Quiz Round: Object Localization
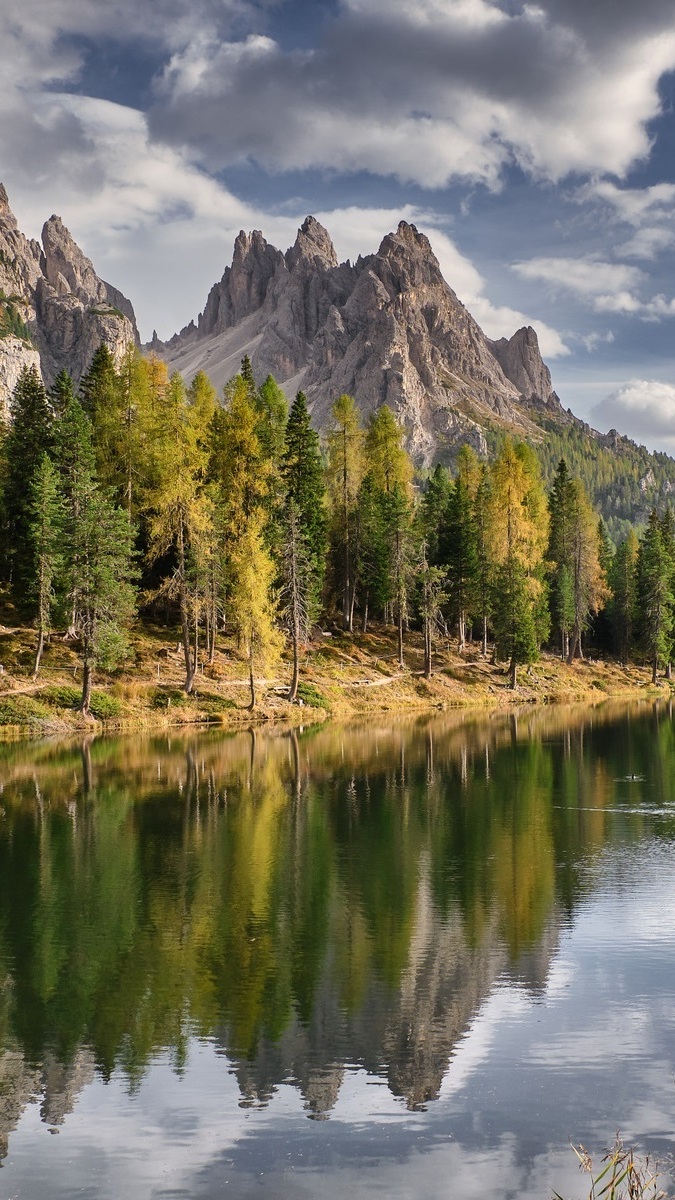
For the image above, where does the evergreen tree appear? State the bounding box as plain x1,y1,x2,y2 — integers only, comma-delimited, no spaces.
566,478,608,662
637,510,674,684
353,471,390,632
326,393,364,630
79,343,117,421
421,464,452,567
3,365,53,611
28,454,63,678
49,369,76,417
473,465,493,655
609,530,639,663
282,392,327,624
441,471,477,651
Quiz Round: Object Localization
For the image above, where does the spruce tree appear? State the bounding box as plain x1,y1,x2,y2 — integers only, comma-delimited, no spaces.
637,510,674,684
609,530,639,663
282,392,327,624
28,454,63,678
3,365,53,612
441,472,477,651
326,393,364,630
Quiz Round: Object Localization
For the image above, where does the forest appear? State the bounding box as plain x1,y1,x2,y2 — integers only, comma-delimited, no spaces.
2,347,674,714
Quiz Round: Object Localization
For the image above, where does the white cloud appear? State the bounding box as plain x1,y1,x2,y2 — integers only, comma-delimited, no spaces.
513,255,675,320
592,380,675,450
147,2,675,188
577,180,675,225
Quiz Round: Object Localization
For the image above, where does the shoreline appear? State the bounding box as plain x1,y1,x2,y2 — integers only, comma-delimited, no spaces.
0,622,670,742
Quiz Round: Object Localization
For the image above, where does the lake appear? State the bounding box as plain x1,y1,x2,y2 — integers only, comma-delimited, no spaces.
1,701,675,1199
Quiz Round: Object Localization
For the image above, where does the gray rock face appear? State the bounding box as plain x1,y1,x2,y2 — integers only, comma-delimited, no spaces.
0,185,137,409
155,217,560,465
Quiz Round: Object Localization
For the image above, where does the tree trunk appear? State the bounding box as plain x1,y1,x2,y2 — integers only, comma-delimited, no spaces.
178,526,196,695
248,646,256,709
482,615,488,656
653,656,659,685
32,628,45,681
509,657,517,689
289,619,300,702
458,610,466,653
362,599,368,634
349,581,357,633
424,620,431,679
80,653,93,715
397,604,404,668
666,662,672,680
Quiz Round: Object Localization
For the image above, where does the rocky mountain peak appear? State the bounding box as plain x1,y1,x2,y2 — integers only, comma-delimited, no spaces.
155,214,564,466
0,183,15,225
286,216,338,271
41,214,105,303
0,187,137,410
488,325,556,408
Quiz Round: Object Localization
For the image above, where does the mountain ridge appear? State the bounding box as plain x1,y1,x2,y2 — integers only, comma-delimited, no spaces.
152,215,563,464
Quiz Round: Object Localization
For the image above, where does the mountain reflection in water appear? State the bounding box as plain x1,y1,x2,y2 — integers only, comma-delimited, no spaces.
0,700,673,1183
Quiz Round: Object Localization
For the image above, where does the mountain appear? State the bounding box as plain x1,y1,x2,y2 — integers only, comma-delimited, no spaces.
152,216,563,465
0,184,137,409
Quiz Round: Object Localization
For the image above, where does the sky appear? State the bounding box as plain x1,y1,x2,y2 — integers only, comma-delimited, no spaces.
3,0,675,449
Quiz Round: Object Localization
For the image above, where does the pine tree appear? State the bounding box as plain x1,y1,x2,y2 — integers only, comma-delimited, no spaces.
421,464,452,567
566,479,608,662
3,365,53,611
28,454,63,678
49,369,76,417
416,536,447,679
79,343,117,421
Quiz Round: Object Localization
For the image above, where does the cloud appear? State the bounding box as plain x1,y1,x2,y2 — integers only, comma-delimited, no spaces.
512,255,675,319
577,180,675,225
147,0,675,187
592,380,675,450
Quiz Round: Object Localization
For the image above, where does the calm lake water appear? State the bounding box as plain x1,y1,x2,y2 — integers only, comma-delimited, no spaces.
1,702,675,1199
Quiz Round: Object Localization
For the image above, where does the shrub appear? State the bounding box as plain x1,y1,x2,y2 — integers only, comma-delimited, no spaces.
296,682,329,710
151,687,188,709
88,692,122,720
42,685,81,709
195,691,236,715
0,696,51,726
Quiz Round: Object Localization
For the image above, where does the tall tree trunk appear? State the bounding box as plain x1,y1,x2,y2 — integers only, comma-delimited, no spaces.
482,614,488,656
653,656,659,685
362,599,368,634
666,662,672,680
458,609,466,653
342,431,351,631
289,619,300,702
349,579,357,633
248,644,256,709
178,525,196,694
32,628,45,681
80,649,93,715
424,619,431,679
509,657,517,689
397,604,404,668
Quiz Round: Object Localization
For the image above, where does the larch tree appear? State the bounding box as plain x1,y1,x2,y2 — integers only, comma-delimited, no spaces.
145,372,214,694
565,478,608,662
230,510,283,709
363,405,414,662
487,441,549,688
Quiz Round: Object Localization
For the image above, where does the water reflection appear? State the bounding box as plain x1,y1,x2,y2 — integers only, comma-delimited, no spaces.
0,700,673,1161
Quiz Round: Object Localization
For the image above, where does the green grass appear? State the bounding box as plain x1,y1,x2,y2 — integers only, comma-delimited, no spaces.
0,696,52,726
297,681,330,710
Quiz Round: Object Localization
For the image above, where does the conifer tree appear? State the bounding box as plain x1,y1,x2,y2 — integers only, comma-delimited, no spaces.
282,392,327,624
230,511,283,709
79,343,117,421
353,471,390,632
326,393,364,630
473,464,493,655
49,369,76,417
441,470,477,651
609,530,639,663
145,372,213,693
28,453,63,678
421,464,452,567
637,510,674,684
3,365,53,611
488,441,548,687
566,479,608,662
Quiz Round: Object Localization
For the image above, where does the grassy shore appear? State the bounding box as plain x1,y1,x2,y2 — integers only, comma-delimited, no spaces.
0,613,669,740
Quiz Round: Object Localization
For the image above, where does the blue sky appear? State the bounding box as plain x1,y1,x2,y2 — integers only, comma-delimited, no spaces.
3,0,675,448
